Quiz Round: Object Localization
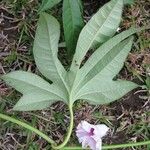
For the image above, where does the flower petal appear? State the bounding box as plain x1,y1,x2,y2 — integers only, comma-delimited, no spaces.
81,121,94,132
76,130,89,142
76,121,90,142
94,124,109,139
77,121,83,130
81,135,96,150
81,136,89,148
76,121,109,150
96,139,102,150
88,138,97,150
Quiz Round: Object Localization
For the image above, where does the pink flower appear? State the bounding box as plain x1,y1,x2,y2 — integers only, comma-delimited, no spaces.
76,121,109,150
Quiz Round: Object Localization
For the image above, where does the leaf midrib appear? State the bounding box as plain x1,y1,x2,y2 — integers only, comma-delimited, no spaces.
70,0,122,97
75,82,135,99
6,76,63,100
73,39,125,95
75,0,121,65
43,15,69,93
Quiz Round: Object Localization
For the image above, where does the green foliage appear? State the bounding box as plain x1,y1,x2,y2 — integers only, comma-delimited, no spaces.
146,76,150,90
1,0,148,111
70,0,124,74
33,13,69,92
70,27,147,96
63,0,84,59
72,37,138,104
124,0,134,5
39,0,84,60
38,0,61,12
1,71,67,111
4,51,17,64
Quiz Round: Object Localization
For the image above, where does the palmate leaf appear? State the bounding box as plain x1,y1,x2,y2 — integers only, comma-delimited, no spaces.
70,0,124,74
1,0,149,112
1,71,68,111
63,0,84,58
38,0,61,13
33,13,69,91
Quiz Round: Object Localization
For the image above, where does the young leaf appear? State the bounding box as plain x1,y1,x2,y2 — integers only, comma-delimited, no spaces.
1,71,68,103
70,0,124,73
13,91,57,111
63,0,84,58
38,0,61,13
33,13,69,91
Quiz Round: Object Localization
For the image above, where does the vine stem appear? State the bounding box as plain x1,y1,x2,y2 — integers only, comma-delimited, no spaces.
0,104,74,150
0,112,150,150
62,140,150,149
52,103,74,149
0,113,55,145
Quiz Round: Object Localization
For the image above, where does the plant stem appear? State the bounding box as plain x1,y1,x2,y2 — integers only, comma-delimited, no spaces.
0,113,55,145
0,112,150,150
52,104,74,149
62,140,150,149
0,104,74,150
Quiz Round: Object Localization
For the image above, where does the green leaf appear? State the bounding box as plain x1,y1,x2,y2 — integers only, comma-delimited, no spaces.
38,0,61,13
63,0,84,59
33,13,69,91
1,71,68,104
83,26,149,78
2,1,149,112
72,37,138,104
70,0,123,73
146,76,150,90
77,0,83,13
72,27,149,95
75,79,138,104
124,0,134,5
13,91,57,111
